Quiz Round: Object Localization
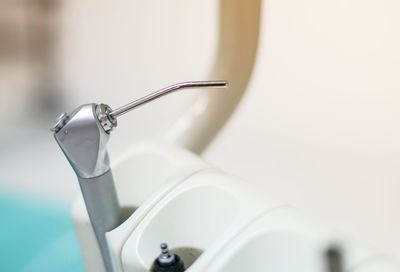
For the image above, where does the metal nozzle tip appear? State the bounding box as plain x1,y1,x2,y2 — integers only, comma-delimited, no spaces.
108,80,229,118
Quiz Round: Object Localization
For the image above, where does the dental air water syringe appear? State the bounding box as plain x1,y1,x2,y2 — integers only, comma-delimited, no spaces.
50,81,228,272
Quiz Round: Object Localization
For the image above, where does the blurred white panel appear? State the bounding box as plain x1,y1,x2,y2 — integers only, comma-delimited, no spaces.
205,0,400,259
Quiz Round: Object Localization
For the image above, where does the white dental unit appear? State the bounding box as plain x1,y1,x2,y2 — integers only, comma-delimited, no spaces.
51,79,400,272
51,1,400,271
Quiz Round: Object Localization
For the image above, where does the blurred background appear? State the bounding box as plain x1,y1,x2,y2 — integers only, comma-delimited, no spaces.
1,0,400,270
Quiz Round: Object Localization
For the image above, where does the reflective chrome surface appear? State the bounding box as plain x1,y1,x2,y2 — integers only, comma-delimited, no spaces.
109,80,228,118
53,104,111,179
96,104,117,133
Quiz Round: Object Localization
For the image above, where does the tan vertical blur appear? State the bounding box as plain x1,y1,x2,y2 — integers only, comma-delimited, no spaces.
0,0,62,124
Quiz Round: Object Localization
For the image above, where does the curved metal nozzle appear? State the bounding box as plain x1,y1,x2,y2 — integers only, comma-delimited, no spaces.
108,80,228,118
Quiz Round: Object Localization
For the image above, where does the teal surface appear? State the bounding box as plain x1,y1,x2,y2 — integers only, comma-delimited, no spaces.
0,191,85,272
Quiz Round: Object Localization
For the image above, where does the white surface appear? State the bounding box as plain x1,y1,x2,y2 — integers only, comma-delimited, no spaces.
120,168,285,271
73,140,398,271
202,208,377,272
353,258,400,272
73,140,210,271
204,0,400,259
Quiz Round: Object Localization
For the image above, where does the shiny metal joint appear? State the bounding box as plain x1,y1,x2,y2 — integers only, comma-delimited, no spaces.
96,104,117,133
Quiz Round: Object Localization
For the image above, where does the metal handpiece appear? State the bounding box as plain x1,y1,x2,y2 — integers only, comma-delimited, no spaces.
52,104,120,272
51,80,228,272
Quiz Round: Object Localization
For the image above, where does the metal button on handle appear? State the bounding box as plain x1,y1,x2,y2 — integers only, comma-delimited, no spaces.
50,112,68,133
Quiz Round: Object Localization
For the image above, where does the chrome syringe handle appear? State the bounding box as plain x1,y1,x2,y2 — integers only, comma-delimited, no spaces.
52,104,120,272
